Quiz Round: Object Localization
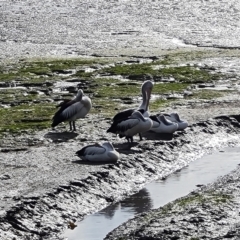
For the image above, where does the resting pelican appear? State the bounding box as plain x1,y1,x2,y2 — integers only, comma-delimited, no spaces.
52,89,92,131
149,114,178,133
107,110,153,143
76,142,119,162
163,113,188,130
113,80,153,122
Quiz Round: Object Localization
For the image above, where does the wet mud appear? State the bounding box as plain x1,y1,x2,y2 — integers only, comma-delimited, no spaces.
1,1,240,240
1,113,240,240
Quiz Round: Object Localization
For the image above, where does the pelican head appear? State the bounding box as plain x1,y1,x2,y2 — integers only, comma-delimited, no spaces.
102,141,115,150
143,80,153,98
75,89,83,101
139,80,154,111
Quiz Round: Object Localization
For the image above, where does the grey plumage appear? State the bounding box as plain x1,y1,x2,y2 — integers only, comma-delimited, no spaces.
52,89,92,131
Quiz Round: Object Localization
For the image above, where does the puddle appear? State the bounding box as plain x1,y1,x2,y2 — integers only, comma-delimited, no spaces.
64,147,240,240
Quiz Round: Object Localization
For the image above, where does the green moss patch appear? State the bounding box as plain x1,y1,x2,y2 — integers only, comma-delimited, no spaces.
150,99,176,112
94,82,139,98
176,191,233,208
0,103,56,133
0,89,42,104
153,82,190,94
99,62,223,83
91,98,121,117
158,191,233,218
0,50,236,134
155,65,221,83
0,58,106,83
101,63,152,76
188,89,234,100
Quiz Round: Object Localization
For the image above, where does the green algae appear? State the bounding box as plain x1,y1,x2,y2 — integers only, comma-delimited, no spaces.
0,103,56,133
0,50,236,134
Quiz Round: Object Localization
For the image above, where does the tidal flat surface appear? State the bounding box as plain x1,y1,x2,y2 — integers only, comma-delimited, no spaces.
1,1,240,240
0,0,240,60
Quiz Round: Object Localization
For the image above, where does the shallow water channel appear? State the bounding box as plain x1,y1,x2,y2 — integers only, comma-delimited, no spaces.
64,147,240,240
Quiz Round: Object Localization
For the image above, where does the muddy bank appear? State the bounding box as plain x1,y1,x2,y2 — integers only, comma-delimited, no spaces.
1,113,240,239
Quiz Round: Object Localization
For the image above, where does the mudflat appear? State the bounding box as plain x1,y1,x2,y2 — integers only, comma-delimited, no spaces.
0,1,240,240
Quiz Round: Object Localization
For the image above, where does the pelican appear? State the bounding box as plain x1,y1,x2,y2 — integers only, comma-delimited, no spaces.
76,142,120,162
52,89,92,131
113,80,153,122
163,113,188,130
107,110,153,143
149,114,178,133
112,80,153,140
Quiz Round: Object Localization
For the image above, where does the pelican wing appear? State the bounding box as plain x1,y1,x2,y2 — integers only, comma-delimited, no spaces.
56,99,72,108
113,109,146,122
107,117,139,133
113,108,134,122
76,145,105,156
116,118,139,132
52,99,78,127
61,101,84,119
52,99,75,119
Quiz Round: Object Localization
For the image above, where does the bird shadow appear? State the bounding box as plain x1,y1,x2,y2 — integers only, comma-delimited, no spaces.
142,131,174,141
112,142,142,154
72,159,117,165
44,131,79,143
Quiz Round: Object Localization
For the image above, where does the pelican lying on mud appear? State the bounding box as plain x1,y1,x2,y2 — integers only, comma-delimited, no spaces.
76,142,119,162
164,112,188,130
107,110,153,143
52,89,92,131
149,114,178,133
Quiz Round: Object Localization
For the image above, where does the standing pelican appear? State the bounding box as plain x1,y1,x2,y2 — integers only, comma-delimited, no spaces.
107,110,153,143
76,142,119,162
113,80,153,122
111,80,153,140
52,89,92,131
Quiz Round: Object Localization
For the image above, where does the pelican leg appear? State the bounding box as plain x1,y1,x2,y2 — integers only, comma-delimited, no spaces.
126,136,133,149
73,121,76,131
126,136,133,143
139,133,143,141
69,121,73,131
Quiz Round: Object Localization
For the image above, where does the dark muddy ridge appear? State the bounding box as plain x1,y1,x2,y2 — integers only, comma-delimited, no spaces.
1,114,240,240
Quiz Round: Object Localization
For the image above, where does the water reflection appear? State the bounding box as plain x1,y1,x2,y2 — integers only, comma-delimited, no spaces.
98,188,152,220
122,188,153,213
